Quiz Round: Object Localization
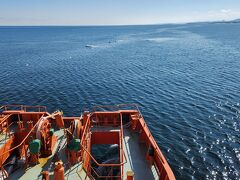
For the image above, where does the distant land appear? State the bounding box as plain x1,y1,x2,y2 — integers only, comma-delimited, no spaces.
214,18,240,24
181,18,240,26
0,18,239,27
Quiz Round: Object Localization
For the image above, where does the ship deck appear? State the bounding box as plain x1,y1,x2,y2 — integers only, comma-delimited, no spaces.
0,105,175,180
123,128,158,180
10,129,89,180
91,126,158,179
9,126,158,180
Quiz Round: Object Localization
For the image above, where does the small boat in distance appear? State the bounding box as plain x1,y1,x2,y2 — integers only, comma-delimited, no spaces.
85,44,97,48
0,104,175,179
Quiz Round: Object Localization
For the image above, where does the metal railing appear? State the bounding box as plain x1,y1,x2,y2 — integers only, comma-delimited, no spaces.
92,104,174,179
0,114,12,134
0,114,45,167
93,104,142,116
80,142,126,179
0,105,47,112
80,112,127,179
119,112,124,179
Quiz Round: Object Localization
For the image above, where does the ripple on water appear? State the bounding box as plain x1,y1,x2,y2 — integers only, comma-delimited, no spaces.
0,24,240,180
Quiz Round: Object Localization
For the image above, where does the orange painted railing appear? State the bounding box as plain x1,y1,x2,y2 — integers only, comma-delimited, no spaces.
80,142,126,178
80,112,126,179
119,113,124,179
0,105,47,112
136,116,175,180
92,104,175,180
0,114,11,134
93,104,140,114
0,114,45,167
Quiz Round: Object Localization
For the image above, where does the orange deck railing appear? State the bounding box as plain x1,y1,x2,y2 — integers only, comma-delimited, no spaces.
80,112,126,179
0,114,45,167
0,105,47,112
0,104,175,179
92,104,175,180
133,114,175,179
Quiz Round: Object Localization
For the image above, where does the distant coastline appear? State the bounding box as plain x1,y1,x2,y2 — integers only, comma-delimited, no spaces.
0,18,239,27
214,18,240,24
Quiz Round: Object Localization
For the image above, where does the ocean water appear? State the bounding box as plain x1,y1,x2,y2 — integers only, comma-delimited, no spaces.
0,23,240,179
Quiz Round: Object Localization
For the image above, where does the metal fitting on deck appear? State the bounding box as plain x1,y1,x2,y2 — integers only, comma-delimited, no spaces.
126,170,134,180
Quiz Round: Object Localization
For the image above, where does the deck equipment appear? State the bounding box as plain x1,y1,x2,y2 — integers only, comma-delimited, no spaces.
0,104,175,180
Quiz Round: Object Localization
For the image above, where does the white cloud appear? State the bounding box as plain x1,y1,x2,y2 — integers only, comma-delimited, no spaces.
220,9,232,13
206,9,240,21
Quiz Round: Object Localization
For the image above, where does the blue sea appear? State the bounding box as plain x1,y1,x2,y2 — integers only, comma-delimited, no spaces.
0,23,239,179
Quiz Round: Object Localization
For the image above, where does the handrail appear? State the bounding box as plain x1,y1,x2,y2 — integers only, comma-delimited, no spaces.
93,104,141,114
0,114,45,166
81,134,126,167
120,113,124,179
90,165,121,179
0,114,11,126
79,113,129,179
80,114,90,148
136,115,176,179
0,121,15,137
138,116,166,164
101,105,165,166
0,105,47,112
0,105,23,111
92,104,172,178
88,112,126,178
80,114,127,167
93,104,144,126
23,106,47,112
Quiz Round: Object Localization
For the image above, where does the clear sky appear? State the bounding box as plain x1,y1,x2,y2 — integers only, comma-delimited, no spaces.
0,0,240,25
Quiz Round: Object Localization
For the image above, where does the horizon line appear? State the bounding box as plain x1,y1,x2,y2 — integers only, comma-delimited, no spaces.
0,18,238,27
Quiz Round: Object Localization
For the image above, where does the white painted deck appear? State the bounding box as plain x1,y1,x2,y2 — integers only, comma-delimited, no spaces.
123,128,158,180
